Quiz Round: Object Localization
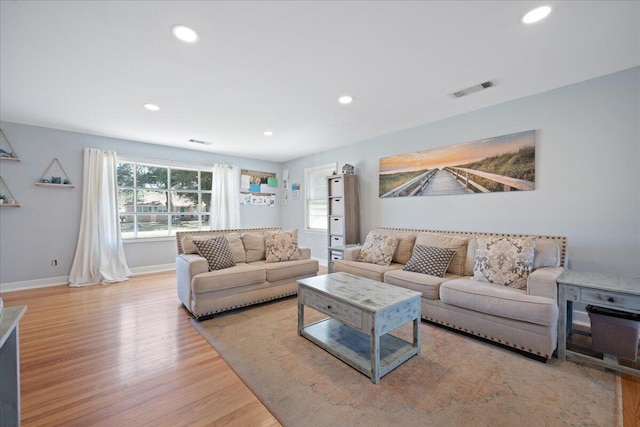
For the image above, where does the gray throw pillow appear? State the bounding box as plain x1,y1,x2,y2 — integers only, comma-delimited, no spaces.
192,236,236,271
403,245,456,277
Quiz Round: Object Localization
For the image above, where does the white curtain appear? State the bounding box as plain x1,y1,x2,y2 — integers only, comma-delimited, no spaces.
69,148,131,287
210,164,241,230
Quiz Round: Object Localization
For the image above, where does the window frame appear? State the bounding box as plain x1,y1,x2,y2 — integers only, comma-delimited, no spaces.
304,163,336,233
116,158,213,240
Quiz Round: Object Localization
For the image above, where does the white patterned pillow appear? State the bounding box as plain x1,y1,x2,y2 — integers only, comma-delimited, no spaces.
403,245,456,278
356,233,399,266
192,236,237,271
265,229,302,263
472,236,537,289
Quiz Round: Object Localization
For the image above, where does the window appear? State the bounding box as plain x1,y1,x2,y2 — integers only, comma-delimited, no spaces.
304,163,336,231
117,160,212,239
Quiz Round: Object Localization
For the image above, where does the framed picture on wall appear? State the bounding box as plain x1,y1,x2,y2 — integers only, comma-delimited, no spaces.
379,130,536,198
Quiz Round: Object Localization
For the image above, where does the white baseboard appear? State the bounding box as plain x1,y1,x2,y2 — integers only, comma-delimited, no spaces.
129,263,176,276
1,263,177,292
0,275,71,292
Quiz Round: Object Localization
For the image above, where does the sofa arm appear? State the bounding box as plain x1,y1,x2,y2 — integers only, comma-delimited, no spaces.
342,247,362,261
299,247,311,259
176,254,209,308
527,267,565,301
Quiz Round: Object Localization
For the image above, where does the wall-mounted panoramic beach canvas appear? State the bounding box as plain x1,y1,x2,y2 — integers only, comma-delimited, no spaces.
379,130,536,197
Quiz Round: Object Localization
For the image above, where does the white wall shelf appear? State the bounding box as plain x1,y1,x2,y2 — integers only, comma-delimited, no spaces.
36,157,75,187
0,176,21,207
0,129,20,161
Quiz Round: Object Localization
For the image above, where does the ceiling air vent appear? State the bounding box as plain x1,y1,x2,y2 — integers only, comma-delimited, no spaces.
189,139,213,145
450,80,497,98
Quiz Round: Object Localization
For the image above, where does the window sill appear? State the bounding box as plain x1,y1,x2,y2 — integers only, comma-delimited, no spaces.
304,229,328,235
123,237,175,244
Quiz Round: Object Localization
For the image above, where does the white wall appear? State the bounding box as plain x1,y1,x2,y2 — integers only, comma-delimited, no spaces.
2,67,638,289
282,67,640,278
0,122,283,286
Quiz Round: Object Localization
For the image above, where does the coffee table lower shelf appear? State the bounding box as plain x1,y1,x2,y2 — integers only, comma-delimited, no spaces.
300,317,418,382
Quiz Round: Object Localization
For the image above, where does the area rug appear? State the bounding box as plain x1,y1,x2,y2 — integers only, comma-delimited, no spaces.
191,297,620,427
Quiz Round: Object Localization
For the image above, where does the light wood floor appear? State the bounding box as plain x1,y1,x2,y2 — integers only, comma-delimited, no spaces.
1,272,280,427
2,271,639,426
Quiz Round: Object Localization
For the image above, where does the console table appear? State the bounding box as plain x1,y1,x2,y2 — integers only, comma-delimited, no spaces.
1,305,27,427
557,270,640,375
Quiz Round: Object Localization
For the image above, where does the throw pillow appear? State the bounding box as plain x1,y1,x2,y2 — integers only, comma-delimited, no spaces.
375,230,417,264
241,232,266,262
415,233,469,275
225,233,247,264
356,232,399,266
265,229,302,263
181,235,202,254
472,235,537,289
403,245,457,278
192,236,236,271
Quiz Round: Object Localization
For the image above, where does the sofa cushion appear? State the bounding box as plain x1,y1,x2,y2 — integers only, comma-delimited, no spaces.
384,269,460,300
473,235,536,289
265,229,302,263
415,233,468,275
250,259,319,282
225,233,247,264
182,235,209,255
533,239,561,268
375,230,416,264
242,232,266,262
191,263,266,294
403,245,456,277
356,232,399,266
192,236,236,271
440,278,558,327
333,260,404,282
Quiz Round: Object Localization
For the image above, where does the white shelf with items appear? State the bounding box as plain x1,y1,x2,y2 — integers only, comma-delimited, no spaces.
326,173,360,271
0,129,20,161
0,176,21,207
35,157,75,188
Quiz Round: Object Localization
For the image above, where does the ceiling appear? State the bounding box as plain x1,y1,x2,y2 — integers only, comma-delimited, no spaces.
1,1,638,162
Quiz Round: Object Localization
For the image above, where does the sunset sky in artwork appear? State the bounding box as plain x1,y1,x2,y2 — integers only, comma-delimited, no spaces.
379,130,536,174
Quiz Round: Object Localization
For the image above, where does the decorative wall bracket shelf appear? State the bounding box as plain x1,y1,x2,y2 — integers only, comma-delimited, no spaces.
0,176,21,207
0,129,20,161
36,158,75,188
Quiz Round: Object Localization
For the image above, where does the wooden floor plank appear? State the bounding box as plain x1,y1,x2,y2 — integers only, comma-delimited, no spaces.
2,270,639,426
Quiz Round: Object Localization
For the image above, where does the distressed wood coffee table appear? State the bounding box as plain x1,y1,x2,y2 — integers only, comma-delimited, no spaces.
297,272,422,383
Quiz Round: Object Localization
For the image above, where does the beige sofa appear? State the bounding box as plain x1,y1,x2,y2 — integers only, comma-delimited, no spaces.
333,227,566,359
176,228,319,319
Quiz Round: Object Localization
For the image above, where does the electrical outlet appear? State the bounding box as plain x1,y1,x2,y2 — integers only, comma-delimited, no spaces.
51,259,58,267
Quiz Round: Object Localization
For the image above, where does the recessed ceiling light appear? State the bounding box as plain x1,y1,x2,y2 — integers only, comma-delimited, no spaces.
143,103,160,111
172,25,198,43
263,131,274,136
521,6,552,24
338,95,353,105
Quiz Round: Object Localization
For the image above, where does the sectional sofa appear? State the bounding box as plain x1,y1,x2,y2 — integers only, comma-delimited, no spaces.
176,227,319,319
333,227,566,359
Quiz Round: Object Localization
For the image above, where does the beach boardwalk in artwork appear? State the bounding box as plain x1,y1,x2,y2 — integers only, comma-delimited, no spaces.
379,130,535,197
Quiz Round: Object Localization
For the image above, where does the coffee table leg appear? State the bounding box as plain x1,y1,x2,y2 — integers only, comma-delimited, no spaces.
414,317,421,354
298,299,304,336
371,324,380,384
